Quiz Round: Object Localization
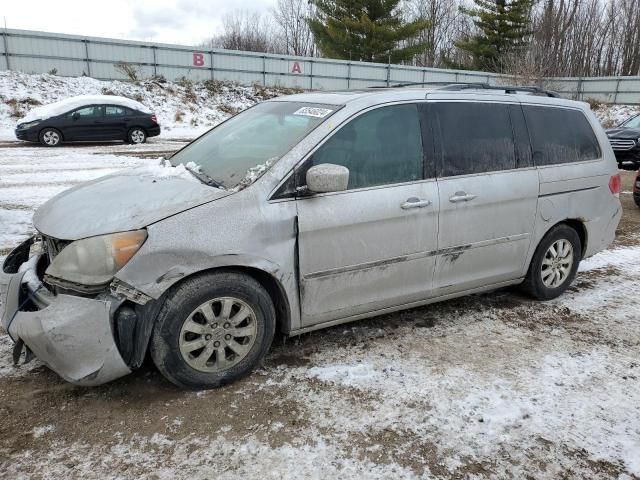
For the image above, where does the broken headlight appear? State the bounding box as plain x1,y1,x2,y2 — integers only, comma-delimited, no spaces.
45,230,147,286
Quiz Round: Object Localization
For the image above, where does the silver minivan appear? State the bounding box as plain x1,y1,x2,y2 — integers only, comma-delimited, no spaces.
0,86,622,389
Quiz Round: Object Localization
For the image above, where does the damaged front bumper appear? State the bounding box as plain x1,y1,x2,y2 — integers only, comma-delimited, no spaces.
0,237,131,386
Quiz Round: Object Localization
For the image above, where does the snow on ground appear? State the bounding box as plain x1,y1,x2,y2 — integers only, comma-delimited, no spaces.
0,142,172,253
1,238,639,478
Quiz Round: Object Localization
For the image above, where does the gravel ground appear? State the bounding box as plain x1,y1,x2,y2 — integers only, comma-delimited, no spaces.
0,139,639,479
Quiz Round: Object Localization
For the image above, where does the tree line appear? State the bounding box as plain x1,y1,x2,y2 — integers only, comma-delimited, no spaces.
203,0,640,78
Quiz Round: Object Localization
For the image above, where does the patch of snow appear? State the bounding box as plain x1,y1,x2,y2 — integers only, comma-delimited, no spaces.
231,157,278,192
3,434,421,479
134,160,202,183
593,104,640,129
32,425,55,438
307,363,381,387
20,94,151,123
579,243,640,274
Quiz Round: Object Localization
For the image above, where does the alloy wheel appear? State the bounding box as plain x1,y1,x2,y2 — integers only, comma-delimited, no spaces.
42,130,60,145
179,297,258,373
130,129,145,143
541,239,574,288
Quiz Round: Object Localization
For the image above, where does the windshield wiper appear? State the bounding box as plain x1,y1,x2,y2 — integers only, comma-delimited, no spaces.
183,164,224,189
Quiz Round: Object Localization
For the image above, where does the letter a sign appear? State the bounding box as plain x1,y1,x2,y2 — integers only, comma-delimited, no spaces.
193,52,204,67
291,62,302,74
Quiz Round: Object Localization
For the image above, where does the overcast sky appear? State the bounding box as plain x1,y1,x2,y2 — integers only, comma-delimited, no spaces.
1,0,275,45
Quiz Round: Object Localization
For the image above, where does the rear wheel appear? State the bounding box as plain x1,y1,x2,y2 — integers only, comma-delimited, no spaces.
127,127,146,144
39,128,62,147
150,272,276,389
522,224,582,300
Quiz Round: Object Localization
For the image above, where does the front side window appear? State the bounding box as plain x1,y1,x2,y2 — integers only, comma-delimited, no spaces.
70,106,103,118
170,102,336,190
307,104,424,190
523,105,601,165
433,102,516,177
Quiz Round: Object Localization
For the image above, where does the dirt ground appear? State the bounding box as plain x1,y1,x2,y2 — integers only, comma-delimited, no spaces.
0,146,639,479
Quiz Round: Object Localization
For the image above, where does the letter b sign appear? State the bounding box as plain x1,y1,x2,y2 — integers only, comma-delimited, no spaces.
193,52,204,67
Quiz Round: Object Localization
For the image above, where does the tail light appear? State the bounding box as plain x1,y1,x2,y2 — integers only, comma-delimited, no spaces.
609,173,621,197
150,114,157,123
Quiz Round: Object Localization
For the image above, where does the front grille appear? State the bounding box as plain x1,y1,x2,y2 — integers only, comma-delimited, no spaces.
609,139,636,151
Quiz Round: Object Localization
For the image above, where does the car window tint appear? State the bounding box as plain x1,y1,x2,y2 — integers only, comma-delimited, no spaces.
523,105,601,165
71,106,103,118
310,104,423,189
105,106,126,116
433,102,516,177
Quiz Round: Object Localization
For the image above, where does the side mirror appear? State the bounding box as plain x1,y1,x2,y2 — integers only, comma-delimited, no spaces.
305,163,349,194
72,112,80,121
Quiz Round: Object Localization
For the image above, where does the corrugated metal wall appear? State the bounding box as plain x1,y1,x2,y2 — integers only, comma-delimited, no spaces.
1,28,639,104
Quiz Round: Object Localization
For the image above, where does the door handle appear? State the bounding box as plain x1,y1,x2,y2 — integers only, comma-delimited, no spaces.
449,191,477,203
401,197,432,209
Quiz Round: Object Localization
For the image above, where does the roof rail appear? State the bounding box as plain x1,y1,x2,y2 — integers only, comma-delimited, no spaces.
369,81,560,98
438,82,560,98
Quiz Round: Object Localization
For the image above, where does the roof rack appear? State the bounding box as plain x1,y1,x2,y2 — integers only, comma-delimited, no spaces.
370,81,560,98
438,82,560,98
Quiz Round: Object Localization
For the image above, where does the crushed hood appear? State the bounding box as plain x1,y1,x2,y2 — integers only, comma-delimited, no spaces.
606,128,640,140
33,167,229,240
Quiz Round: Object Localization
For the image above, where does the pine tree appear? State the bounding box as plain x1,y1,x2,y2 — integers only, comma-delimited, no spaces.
307,0,430,64
456,0,533,72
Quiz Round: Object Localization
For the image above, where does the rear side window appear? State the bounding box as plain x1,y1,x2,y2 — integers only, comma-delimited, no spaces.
105,106,127,116
432,102,516,177
309,104,424,189
523,106,601,165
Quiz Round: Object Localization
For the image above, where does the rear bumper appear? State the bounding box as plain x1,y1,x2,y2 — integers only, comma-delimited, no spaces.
147,125,161,137
0,238,130,386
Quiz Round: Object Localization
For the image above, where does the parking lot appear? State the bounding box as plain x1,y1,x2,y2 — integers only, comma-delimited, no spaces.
0,139,639,479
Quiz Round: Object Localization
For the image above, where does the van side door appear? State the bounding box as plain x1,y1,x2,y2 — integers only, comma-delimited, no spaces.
295,103,439,326
429,98,539,295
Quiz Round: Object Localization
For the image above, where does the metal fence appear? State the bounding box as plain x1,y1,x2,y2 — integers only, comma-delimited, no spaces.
2,28,640,104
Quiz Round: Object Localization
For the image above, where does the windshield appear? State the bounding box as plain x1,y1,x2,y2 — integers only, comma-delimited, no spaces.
621,114,640,129
169,102,336,190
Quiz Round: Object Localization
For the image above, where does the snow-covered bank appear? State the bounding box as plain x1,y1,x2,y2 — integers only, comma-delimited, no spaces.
0,71,301,141
1,71,638,142
593,104,640,128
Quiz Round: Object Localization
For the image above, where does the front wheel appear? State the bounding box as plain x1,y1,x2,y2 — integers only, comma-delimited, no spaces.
150,272,276,389
39,128,62,146
521,224,582,300
127,127,146,144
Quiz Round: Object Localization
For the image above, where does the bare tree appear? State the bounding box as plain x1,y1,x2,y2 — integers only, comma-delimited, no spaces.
272,0,316,56
405,0,470,67
204,10,283,54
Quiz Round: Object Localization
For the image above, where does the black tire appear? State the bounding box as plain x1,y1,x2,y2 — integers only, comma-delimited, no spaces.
127,127,147,144
521,224,582,300
150,272,276,389
39,127,62,147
